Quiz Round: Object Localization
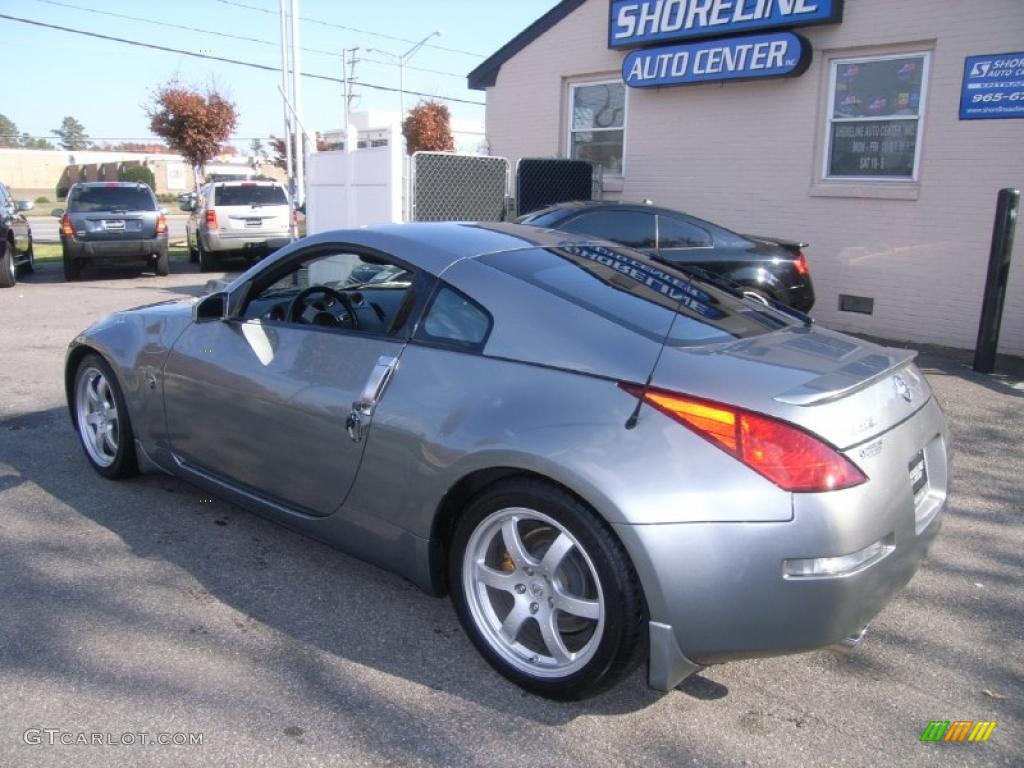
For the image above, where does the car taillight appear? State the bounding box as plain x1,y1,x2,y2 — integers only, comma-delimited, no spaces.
205,210,218,229
155,213,167,235
619,384,866,492
292,209,298,226
61,214,75,236
794,251,809,276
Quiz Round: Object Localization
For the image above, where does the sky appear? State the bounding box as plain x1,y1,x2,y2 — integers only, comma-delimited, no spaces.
1,0,562,151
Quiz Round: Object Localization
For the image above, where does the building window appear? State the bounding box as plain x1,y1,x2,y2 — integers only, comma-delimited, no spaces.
569,81,626,175
824,52,930,181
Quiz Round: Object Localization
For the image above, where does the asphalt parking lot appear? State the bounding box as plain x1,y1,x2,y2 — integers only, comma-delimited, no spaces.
1,259,1021,767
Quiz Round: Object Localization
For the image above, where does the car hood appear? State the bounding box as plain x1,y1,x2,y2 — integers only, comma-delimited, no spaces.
649,325,929,450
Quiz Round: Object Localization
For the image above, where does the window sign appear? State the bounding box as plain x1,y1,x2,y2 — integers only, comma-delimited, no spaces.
609,0,843,49
622,32,809,88
569,82,626,174
824,53,929,179
959,52,1024,120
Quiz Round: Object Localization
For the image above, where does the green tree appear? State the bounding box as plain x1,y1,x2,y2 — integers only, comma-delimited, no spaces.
119,164,156,189
20,133,56,150
52,116,89,150
0,114,18,147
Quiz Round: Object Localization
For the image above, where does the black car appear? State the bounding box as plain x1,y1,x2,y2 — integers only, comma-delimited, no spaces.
517,201,815,312
0,181,35,288
55,182,169,281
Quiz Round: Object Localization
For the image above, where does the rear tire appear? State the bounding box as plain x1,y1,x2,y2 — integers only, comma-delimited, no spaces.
198,239,216,273
18,238,34,275
154,249,170,276
72,353,139,479
0,241,15,288
62,246,81,281
449,478,645,700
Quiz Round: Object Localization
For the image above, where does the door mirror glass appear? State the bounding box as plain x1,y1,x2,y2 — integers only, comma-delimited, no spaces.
51,208,65,218
193,291,227,323
16,200,34,212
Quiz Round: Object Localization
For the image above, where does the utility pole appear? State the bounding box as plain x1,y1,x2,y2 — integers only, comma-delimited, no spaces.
278,0,293,215
368,30,441,127
341,47,360,150
290,0,304,208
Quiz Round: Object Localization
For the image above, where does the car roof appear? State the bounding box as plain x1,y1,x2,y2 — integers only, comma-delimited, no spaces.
523,200,747,242
280,221,615,277
72,181,152,189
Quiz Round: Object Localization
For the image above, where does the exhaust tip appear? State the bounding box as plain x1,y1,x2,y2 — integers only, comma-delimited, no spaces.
831,626,869,654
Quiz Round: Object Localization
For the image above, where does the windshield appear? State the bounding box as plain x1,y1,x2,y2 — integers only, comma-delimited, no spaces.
480,244,793,347
68,186,156,213
214,185,288,207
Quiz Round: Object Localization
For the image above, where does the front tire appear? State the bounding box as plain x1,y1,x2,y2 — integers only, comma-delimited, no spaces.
72,354,138,479
0,241,15,288
449,479,644,700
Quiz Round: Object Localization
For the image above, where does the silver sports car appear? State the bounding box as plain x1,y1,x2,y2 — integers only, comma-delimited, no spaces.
65,223,950,700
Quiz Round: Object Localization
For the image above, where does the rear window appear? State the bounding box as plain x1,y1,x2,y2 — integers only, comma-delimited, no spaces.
479,245,790,347
214,185,288,207
68,186,156,213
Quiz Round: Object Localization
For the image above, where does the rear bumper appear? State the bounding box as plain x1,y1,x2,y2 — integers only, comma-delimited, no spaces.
63,236,167,260
785,277,815,312
617,396,949,690
201,230,291,254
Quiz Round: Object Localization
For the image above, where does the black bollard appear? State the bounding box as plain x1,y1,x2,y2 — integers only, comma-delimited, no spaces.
973,188,1020,374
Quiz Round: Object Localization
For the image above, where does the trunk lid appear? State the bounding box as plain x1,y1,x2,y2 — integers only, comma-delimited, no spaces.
649,326,930,450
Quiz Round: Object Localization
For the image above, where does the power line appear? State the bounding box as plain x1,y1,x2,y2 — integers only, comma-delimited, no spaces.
214,0,485,58
0,13,485,106
29,0,465,78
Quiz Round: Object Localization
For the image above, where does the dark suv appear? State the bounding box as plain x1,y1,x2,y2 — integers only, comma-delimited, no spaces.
517,201,815,312
0,181,35,288
55,182,169,281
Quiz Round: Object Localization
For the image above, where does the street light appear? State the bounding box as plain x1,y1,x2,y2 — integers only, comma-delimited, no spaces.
368,30,442,123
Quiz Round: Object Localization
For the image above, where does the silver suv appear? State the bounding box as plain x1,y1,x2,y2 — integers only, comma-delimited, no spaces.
184,180,292,272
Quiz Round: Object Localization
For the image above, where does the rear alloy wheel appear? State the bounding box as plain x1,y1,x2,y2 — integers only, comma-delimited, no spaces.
450,479,644,700
0,241,15,288
73,354,138,479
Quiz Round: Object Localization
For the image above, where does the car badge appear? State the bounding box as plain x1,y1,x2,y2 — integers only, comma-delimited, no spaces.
893,374,912,403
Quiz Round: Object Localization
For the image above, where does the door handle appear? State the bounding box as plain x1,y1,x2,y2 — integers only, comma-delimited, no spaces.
347,354,399,442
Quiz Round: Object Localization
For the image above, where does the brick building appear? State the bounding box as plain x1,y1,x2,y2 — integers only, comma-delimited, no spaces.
469,0,1024,355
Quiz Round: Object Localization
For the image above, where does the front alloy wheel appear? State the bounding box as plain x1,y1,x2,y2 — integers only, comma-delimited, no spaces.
450,480,644,700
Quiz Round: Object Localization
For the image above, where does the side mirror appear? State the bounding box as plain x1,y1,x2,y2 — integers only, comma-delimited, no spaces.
159,207,168,215
51,208,65,218
16,200,34,212
178,201,193,212
193,291,227,323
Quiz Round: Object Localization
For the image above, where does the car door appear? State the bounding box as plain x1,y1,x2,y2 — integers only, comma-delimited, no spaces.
655,214,715,267
0,184,29,257
161,243,426,516
558,209,657,252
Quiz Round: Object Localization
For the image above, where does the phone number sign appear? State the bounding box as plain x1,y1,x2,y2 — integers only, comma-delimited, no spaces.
960,52,1024,120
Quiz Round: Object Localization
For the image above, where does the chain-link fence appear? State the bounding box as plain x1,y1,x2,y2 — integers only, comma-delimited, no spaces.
515,158,598,217
411,152,510,222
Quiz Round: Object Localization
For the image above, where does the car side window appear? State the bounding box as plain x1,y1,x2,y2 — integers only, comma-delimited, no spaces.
415,286,491,350
242,249,417,337
559,210,657,249
658,215,712,249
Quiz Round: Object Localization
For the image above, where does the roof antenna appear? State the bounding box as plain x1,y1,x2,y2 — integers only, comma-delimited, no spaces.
625,274,689,430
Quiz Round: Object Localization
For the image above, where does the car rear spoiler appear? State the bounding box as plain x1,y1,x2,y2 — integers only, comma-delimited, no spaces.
741,234,809,251
773,348,918,406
